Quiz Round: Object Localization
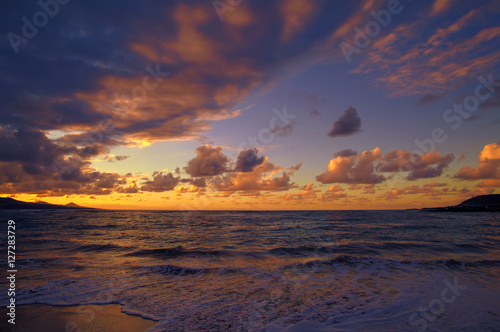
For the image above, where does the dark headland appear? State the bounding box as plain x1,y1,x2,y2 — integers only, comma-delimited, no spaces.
422,194,500,212
0,197,96,210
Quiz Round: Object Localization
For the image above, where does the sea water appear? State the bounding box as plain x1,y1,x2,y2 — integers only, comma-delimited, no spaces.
1,210,499,331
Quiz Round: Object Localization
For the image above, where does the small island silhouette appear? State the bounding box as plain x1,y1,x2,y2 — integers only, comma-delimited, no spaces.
423,194,500,212
0,197,95,210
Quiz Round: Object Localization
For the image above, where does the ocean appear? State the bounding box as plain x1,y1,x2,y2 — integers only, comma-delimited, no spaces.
1,210,499,331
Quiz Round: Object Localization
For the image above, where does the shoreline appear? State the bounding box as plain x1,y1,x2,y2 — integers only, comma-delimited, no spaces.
0,304,157,332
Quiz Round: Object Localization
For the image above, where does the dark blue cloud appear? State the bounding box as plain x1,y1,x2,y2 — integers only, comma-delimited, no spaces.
328,107,361,137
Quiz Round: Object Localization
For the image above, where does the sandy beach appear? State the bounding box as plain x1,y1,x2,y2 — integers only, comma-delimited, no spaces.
0,304,157,332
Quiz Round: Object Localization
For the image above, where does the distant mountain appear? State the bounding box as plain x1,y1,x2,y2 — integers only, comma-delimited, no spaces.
65,202,82,208
0,197,96,210
423,194,500,212
34,200,51,205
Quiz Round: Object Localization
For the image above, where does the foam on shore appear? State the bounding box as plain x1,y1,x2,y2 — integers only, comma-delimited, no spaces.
0,304,157,332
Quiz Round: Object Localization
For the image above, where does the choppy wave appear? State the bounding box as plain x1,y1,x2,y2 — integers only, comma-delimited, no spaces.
125,246,234,258
69,243,135,252
123,242,496,262
283,254,500,271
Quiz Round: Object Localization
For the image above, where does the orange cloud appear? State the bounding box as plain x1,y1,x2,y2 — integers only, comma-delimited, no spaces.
380,150,454,180
317,147,384,184
212,157,295,194
477,179,500,188
330,0,380,41
457,187,495,198
225,8,252,26
280,183,320,201
317,147,454,187
353,2,500,96
141,171,180,192
455,142,500,181
281,0,317,41
184,145,229,177
327,184,344,193
319,191,348,201
431,0,454,16
378,182,452,201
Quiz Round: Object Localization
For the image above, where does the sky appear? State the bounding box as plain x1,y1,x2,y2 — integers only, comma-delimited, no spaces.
1,0,500,210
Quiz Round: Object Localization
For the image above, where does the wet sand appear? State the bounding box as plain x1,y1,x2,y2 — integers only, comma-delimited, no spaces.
0,304,157,332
